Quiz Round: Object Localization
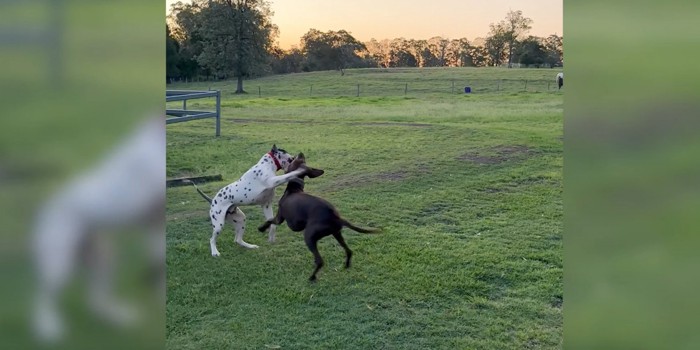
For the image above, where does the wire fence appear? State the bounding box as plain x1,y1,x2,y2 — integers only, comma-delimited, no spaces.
237,79,561,98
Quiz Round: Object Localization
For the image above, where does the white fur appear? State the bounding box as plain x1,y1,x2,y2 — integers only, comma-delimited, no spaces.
208,149,303,256
32,116,165,342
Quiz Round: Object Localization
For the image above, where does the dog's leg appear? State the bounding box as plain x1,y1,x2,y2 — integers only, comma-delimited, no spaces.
228,207,258,249
33,210,83,342
304,233,324,281
210,206,226,257
332,231,353,269
260,203,277,243
263,169,306,189
86,234,138,328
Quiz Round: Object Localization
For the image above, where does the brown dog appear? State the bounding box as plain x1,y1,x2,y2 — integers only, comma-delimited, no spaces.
258,153,379,281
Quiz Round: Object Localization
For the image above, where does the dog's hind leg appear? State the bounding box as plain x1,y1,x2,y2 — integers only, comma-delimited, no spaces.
304,233,324,281
33,211,82,342
228,207,258,249
260,203,277,243
332,231,353,269
209,207,226,257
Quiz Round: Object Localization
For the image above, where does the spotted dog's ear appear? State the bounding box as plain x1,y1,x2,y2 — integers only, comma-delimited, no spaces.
271,144,278,153
296,152,305,161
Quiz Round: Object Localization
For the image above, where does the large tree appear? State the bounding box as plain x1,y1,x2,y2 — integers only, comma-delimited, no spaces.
489,10,533,68
517,36,547,67
166,24,180,80
170,0,277,93
388,38,418,67
427,36,450,67
543,34,563,67
485,25,508,66
301,29,366,75
446,38,472,67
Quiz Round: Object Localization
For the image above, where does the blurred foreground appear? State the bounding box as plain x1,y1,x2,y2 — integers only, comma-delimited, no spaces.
0,1,164,349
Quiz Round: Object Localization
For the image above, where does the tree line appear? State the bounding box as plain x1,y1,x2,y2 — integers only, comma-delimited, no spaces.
167,0,563,92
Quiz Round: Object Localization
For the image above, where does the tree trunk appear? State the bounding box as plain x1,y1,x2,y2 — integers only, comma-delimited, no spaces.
507,40,514,68
235,76,245,94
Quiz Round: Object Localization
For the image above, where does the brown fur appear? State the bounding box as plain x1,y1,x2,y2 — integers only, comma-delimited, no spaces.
258,153,379,281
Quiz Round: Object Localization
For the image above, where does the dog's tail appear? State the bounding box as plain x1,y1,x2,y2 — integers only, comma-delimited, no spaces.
185,179,213,204
341,219,381,234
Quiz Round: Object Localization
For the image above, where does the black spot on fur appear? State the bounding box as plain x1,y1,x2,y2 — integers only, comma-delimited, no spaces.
233,219,237,223
214,200,217,204
217,193,222,197
211,215,215,220
239,200,243,203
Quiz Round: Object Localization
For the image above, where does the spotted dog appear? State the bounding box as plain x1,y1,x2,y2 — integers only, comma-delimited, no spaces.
190,145,309,256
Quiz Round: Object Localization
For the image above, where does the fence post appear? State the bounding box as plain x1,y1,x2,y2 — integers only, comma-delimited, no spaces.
183,99,186,110
258,86,261,97
548,81,551,91
310,85,313,95
215,90,221,137
524,80,528,91
357,84,360,97
405,83,408,95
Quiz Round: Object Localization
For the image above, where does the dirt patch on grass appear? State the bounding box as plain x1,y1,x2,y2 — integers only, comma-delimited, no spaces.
457,145,536,165
348,122,431,128
230,118,430,128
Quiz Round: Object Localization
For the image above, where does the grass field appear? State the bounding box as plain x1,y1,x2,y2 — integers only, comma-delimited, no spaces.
166,67,563,349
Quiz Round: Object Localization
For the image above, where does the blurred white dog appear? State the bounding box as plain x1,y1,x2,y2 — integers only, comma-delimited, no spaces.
32,116,165,342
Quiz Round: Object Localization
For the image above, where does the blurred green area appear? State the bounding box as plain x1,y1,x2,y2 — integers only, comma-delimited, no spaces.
0,1,164,349
566,0,700,348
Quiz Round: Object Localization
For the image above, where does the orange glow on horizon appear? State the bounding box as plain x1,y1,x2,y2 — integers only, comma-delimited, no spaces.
166,0,563,50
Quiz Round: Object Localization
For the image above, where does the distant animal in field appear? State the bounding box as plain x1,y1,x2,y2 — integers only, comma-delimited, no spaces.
556,72,563,90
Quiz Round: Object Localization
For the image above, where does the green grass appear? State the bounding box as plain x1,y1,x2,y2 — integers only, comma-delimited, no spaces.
166,67,562,349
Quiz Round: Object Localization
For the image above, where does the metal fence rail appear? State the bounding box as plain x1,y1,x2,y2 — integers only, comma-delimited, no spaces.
166,90,221,136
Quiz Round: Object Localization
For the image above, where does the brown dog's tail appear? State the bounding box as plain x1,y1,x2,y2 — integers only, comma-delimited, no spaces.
185,180,213,204
341,219,381,234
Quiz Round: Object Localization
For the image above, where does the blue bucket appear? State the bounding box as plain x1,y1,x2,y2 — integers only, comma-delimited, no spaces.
464,86,472,93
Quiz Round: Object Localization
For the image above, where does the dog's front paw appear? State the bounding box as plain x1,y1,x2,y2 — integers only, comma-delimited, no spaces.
211,251,221,257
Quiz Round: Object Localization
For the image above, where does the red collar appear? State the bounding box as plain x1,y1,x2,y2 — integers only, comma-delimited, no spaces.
267,151,283,171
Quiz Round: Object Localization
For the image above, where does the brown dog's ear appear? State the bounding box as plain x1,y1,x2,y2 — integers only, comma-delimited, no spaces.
296,152,305,160
305,168,324,178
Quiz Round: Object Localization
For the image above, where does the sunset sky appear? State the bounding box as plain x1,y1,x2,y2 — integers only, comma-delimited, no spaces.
166,0,563,49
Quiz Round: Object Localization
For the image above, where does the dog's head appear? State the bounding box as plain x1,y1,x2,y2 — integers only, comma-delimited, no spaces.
269,144,297,172
286,152,324,179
